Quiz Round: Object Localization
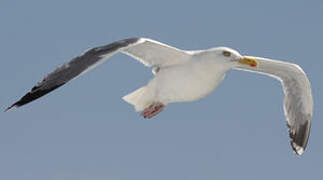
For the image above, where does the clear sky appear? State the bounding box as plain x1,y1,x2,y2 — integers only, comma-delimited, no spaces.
1,0,322,179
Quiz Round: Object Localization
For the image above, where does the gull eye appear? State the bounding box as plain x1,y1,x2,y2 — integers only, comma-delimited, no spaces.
222,51,231,57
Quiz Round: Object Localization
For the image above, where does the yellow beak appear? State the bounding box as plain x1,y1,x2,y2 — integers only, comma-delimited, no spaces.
238,57,258,67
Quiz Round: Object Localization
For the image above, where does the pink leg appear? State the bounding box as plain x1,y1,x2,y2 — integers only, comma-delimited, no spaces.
141,102,165,119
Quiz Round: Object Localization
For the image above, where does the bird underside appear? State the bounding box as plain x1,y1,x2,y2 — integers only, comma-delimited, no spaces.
141,102,165,119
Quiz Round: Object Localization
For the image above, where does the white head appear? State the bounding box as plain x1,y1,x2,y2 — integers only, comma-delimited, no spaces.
202,47,258,68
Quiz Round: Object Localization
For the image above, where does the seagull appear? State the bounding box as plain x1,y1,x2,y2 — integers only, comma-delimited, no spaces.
6,38,313,155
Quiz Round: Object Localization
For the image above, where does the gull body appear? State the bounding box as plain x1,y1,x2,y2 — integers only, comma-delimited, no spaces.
124,49,232,111
6,38,313,155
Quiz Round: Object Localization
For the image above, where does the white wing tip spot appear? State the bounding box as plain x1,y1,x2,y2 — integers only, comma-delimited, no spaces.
292,142,304,155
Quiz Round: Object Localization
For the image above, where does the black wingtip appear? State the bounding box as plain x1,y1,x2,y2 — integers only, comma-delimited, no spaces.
4,104,17,112
5,83,66,112
288,120,311,155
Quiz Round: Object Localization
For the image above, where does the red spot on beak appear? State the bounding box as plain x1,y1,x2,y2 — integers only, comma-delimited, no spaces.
250,63,256,67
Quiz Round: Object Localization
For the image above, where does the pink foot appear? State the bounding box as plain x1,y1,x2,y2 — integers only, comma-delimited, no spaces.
141,102,165,119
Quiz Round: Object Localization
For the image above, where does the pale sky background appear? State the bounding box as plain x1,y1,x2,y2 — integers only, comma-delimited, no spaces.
1,0,322,179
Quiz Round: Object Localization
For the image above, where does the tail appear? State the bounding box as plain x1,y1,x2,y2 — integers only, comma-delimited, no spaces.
122,86,150,111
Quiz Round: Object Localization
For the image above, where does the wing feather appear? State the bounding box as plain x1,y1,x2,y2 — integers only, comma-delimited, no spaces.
6,38,188,111
122,38,189,66
235,56,313,155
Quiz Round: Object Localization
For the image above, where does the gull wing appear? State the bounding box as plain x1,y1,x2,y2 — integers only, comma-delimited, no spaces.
6,38,189,111
234,56,313,155
122,38,189,67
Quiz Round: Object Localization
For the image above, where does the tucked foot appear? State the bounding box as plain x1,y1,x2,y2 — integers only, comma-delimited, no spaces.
141,102,165,119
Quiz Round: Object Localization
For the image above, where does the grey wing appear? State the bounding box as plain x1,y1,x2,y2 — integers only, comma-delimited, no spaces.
6,38,189,111
283,73,312,155
5,38,140,111
235,56,313,155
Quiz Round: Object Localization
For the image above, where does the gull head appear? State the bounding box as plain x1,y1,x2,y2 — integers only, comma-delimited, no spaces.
205,47,258,68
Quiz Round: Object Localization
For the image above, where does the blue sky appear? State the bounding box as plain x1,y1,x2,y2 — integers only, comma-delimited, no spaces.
1,0,322,179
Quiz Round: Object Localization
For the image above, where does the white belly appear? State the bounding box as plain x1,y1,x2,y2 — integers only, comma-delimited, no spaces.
149,61,228,104
123,60,230,111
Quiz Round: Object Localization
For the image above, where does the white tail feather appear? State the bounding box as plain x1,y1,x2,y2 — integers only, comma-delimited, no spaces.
122,86,150,111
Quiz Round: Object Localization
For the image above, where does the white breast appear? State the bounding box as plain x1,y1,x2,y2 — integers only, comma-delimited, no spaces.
149,60,229,104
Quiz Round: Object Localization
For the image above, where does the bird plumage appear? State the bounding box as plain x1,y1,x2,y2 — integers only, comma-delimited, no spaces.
6,38,313,155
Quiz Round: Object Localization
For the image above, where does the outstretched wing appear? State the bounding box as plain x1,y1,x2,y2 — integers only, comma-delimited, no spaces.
6,38,189,111
122,38,189,66
234,56,313,155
